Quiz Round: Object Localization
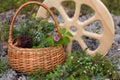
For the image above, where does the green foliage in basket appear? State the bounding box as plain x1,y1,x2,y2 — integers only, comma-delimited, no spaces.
13,19,73,48
40,28,73,48
59,28,73,44
32,28,73,48
15,19,52,36
13,19,55,48
28,50,119,80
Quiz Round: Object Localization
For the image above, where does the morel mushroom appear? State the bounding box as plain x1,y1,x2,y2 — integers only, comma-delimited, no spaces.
14,35,33,48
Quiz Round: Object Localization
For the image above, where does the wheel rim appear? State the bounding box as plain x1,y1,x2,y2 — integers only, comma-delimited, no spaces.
36,0,114,56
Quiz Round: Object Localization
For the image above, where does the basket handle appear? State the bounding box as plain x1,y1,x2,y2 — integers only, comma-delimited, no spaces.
8,1,61,43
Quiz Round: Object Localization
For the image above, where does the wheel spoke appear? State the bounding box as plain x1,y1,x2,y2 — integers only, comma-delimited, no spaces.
86,49,97,56
59,23,65,27
73,3,81,20
58,5,69,21
81,15,97,27
75,37,88,50
66,41,72,53
82,30,102,40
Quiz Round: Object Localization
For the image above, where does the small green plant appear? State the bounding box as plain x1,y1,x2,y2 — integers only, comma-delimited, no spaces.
46,51,119,80
28,69,46,80
0,23,20,42
0,58,9,73
0,23,9,42
59,28,73,44
43,28,73,47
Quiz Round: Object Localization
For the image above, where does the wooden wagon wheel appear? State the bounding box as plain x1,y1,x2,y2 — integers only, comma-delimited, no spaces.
36,0,114,56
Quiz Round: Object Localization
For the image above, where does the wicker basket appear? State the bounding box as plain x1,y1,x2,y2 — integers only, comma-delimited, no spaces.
8,1,65,73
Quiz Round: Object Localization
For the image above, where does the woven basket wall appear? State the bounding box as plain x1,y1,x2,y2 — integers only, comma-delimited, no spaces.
8,44,65,73
8,1,65,73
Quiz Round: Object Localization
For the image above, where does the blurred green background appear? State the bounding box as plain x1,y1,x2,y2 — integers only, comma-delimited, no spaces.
0,0,120,15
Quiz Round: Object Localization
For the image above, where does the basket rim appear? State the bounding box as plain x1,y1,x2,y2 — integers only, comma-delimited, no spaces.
8,42,63,51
